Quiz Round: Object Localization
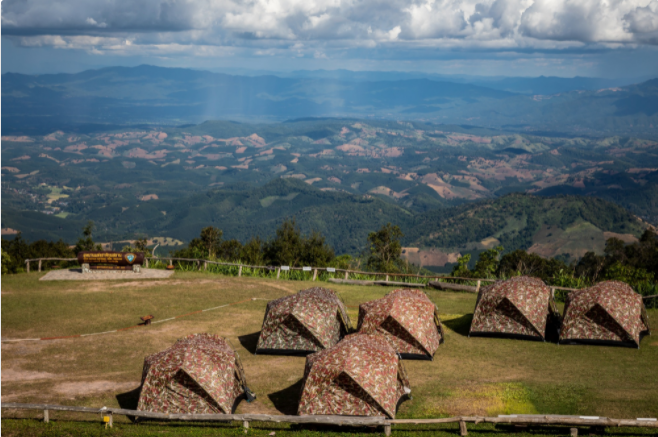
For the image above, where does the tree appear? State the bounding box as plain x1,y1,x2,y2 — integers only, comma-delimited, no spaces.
451,253,472,277
1,248,10,275
241,237,264,265
575,251,606,283
135,237,149,253
366,223,404,272
473,246,504,278
217,239,243,261
2,233,75,274
300,231,334,267
74,221,101,254
497,249,571,281
264,219,335,267
200,226,223,258
331,254,354,270
264,219,303,266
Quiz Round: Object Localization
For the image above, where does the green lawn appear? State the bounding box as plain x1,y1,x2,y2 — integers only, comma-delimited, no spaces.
3,419,658,437
1,272,657,436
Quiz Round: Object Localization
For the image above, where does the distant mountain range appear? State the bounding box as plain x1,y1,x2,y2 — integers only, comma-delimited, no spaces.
3,65,657,138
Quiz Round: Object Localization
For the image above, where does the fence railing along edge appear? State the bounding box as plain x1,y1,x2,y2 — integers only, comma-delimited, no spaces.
2,402,657,436
22,256,657,300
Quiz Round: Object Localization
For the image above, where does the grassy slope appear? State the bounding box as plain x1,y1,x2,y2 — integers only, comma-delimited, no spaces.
2,272,657,437
407,193,647,258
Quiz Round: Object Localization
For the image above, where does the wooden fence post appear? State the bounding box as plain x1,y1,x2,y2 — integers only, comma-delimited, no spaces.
204,261,207,271
276,268,281,279
312,269,318,281
145,258,149,268
344,271,349,280
38,259,42,272
26,260,30,274
384,424,391,436
43,409,49,423
238,266,243,277
385,274,389,282
570,428,578,436
459,420,468,436
475,280,481,294
243,420,249,432
169,259,173,266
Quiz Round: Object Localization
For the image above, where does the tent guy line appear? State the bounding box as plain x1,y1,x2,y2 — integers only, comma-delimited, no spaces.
1,298,270,343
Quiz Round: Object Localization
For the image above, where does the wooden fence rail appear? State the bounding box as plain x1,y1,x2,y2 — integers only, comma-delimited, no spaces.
2,403,657,436
22,257,654,299
24,258,76,273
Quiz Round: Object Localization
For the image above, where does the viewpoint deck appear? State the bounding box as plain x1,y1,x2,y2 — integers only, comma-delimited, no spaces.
39,268,174,281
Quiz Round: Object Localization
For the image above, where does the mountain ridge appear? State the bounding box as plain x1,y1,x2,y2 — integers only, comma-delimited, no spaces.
3,64,657,138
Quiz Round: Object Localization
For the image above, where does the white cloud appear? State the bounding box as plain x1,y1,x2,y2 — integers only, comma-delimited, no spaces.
3,0,658,57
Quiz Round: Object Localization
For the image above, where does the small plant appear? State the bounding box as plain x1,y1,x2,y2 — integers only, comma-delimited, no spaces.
1,249,10,275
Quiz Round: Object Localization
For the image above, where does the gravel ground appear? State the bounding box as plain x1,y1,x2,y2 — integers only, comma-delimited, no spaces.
39,268,174,281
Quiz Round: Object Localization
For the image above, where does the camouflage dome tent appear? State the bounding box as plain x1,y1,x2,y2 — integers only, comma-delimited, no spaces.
256,287,351,355
137,333,254,414
560,280,651,348
469,276,561,341
298,333,411,418
357,288,444,359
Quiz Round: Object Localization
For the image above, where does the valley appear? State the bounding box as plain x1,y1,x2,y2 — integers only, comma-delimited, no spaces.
2,118,655,270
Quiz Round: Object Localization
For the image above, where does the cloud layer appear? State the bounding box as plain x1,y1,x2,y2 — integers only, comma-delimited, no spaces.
3,0,658,56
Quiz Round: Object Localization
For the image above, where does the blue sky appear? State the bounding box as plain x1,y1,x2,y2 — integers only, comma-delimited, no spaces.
3,0,658,78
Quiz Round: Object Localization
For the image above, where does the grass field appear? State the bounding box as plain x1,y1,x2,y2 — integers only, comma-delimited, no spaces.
1,272,657,436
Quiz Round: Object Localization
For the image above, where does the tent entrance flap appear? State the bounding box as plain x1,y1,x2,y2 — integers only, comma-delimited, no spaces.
583,304,637,345
495,298,544,338
381,316,431,357
169,369,224,413
338,371,393,419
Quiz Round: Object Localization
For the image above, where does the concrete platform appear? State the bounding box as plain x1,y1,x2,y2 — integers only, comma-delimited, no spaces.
40,268,175,281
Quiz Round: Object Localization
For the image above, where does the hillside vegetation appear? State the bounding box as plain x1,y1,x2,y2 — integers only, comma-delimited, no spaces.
3,176,649,266
408,193,648,264
3,117,658,262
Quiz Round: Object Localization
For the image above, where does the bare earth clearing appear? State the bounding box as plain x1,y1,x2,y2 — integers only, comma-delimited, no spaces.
2,272,657,428
40,268,174,281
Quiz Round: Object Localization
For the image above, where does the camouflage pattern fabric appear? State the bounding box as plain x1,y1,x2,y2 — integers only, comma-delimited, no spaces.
560,280,651,347
298,333,411,418
257,287,351,353
357,289,444,358
470,276,557,339
137,333,244,414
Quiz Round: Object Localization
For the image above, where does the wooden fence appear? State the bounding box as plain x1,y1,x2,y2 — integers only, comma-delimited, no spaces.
2,403,657,436
22,256,657,301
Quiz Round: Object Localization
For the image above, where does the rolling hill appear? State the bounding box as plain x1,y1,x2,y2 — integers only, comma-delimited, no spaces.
2,178,649,268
